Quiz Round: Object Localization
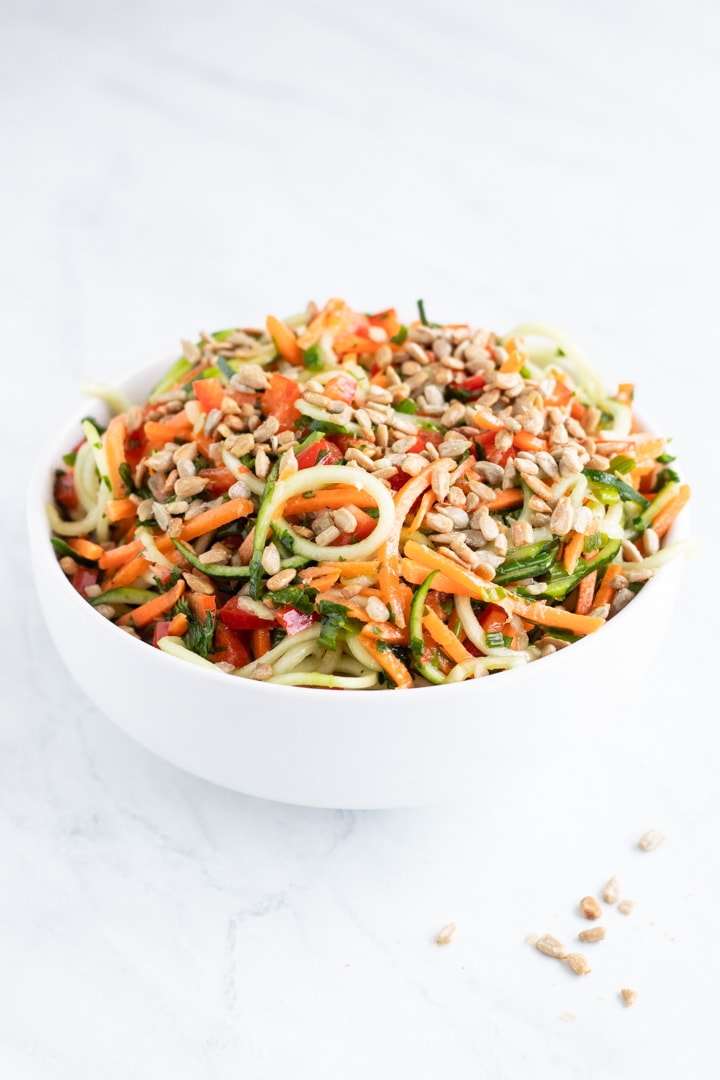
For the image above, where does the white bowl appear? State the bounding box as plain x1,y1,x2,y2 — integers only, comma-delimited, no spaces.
27,355,689,809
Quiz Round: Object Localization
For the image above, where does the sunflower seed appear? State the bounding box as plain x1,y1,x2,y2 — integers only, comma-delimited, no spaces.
566,953,592,976
266,568,297,592
578,926,606,943
602,876,620,904
535,934,567,959
579,896,602,920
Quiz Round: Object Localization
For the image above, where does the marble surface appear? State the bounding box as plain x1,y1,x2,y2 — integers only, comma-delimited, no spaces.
3,1,719,1076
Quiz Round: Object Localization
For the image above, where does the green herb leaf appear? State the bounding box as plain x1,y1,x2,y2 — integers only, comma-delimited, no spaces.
318,600,363,650
390,325,408,345
174,597,215,658
394,398,418,415
302,344,323,371
267,586,317,614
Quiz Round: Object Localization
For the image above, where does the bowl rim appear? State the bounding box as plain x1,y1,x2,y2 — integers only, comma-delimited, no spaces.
27,350,691,701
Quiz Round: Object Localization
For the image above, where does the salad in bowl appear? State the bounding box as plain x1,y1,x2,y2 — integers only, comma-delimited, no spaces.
46,298,691,692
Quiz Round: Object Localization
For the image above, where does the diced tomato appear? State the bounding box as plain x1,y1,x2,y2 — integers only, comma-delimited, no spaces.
295,438,343,470
261,372,303,429
193,377,226,414
219,595,276,631
479,604,508,634
474,429,514,467
406,429,444,455
71,568,98,598
545,378,573,408
455,373,486,397
125,427,147,467
274,606,318,635
54,472,78,510
211,624,251,666
153,620,172,647
226,388,259,409
346,506,376,540
197,466,239,494
368,308,402,339
387,471,409,492
323,372,358,405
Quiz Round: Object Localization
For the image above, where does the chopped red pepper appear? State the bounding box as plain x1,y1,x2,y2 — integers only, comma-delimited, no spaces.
153,620,172,648
219,595,276,631
261,372,302,428
193,377,226,415
274,606,318,635
71,568,98,598
54,472,78,510
295,438,343,470
211,624,251,666
197,466,240,494
323,373,358,405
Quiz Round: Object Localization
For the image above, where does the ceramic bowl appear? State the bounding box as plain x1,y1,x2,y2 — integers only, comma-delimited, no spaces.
27,356,689,809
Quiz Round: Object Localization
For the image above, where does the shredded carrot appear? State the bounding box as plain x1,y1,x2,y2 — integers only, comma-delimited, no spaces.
378,462,437,627
167,612,189,637
105,554,150,590
360,623,407,645
400,560,477,596
281,488,379,516
98,539,144,571
504,596,604,635
67,537,104,561
498,339,526,374
118,579,185,628
616,383,634,406
180,498,253,541
404,539,496,592
309,572,342,592
252,627,271,658
513,431,547,454
105,498,138,523
407,489,435,534
562,531,585,575
104,413,128,498
570,399,587,423
485,488,524,511
144,412,192,445
472,410,505,433
360,637,413,689
297,298,355,350
594,564,623,608
266,314,304,365
633,436,665,464
652,484,690,539
575,570,598,616
422,609,473,665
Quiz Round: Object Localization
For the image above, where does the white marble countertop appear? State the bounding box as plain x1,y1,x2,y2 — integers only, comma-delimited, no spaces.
3,1,719,1076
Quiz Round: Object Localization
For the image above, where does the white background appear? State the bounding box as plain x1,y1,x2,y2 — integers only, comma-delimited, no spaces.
2,1,719,1077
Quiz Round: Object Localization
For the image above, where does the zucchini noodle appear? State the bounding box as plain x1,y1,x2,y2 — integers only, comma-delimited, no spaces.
269,463,396,562
507,321,607,402
158,636,220,669
79,382,130,417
